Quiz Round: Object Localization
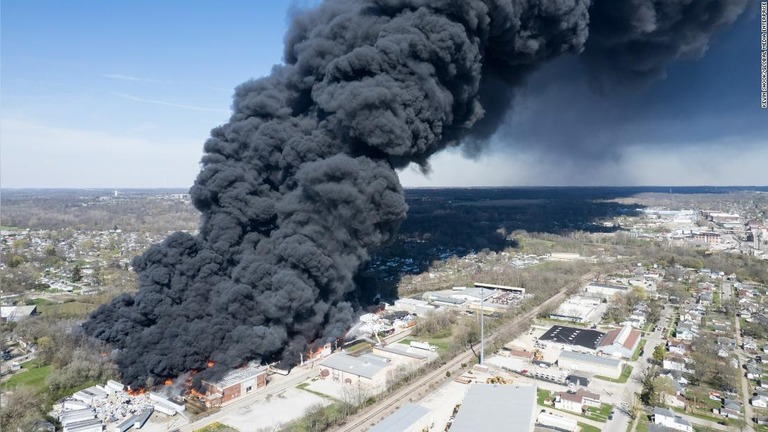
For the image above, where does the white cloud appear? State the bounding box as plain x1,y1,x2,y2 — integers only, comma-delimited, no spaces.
110,92,229,113
103,74,174,84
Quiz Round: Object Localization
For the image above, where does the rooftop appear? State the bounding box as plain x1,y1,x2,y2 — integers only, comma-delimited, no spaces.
369,403,430,432
586,282,629,291
319,353,390,379
0,305,37,321
559,351,622,368
540,325,606,350
450,384,536,432
599,325,641,350
206,365,267,389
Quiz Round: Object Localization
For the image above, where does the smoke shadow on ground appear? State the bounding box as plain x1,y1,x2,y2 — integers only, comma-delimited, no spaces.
355,185,751,304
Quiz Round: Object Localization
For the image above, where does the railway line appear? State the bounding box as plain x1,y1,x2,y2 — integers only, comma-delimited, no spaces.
335,285,574,432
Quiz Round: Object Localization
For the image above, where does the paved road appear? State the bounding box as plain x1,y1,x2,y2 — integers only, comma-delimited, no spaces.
734,313,756,432
603,408,631,432
562,303,676,432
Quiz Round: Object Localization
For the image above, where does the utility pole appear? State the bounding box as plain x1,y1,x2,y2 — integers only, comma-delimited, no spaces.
480,285,484,365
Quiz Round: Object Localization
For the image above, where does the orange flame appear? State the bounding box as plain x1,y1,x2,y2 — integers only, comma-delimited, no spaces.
189,388,205,398
306,346,324,360
127,387,146,396
207,360,215,368
164,379,173,386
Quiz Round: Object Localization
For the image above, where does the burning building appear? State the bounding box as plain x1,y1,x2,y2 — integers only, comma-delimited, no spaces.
201,365,268,408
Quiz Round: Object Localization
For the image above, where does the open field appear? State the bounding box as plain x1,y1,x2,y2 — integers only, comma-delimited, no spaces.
1,361,52,391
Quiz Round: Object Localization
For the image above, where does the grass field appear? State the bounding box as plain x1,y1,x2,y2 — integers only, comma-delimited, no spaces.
1,360,52,391
28,298,57,306
585,403,613,422
39,301,97,319
537,388,551,405
401,336,451,352
194,422,239,432
578,422,601,432
635,414,651,432
343,340,372,355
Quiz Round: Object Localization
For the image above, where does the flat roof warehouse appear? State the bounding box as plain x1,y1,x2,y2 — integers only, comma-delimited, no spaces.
539,325,606,350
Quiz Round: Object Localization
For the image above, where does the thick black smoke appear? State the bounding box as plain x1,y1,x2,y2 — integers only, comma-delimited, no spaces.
84,0,746,387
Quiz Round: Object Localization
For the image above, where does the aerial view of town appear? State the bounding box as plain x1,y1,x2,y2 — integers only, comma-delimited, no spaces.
2,0,767,431
2,187,768,432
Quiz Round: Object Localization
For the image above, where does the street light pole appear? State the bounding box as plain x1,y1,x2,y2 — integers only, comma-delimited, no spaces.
480,285,484,365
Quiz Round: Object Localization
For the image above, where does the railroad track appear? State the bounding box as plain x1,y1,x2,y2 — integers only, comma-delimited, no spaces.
335,286,573,432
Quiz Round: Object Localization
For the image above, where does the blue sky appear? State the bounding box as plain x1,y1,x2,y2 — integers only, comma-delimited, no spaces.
2,1,295,188
2,1,766,188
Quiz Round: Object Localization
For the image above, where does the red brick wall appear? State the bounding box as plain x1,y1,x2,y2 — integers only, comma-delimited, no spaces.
221,384,241,403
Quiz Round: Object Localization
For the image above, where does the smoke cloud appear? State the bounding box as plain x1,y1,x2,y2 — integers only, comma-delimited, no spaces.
84,0,746,387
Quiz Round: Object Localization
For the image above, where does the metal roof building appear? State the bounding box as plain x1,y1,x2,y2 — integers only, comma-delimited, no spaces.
319,353,391,380
369,403,431,432
0,305,38,322
539,325,606,350
558,351,623,379
318,352,392,389
450,384,537,432
598,325,642,359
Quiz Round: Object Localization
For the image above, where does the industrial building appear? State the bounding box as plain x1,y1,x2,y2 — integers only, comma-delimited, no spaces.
369,403,432,432
422,286,523,313
583,282,630,299
473,282,525,295
318,352,391,389
450,384,537,432
557,351,623,379
598,325,642,359
548,295,601,323
422,287,493,306
202,364,268,408
536,411,577,431
372,344,431,365
0,305,38,322
539,325,606,351
392,298,435,316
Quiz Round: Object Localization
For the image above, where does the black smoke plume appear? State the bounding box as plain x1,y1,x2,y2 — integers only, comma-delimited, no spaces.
84,0,746,387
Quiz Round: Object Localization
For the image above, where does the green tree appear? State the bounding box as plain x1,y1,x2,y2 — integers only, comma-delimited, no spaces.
37,336,56,364
652,344,666,364
71,263,82,283
0,385,44,432
651,376,675,407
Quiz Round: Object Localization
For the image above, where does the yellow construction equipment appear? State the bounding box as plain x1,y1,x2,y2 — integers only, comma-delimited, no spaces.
485,376,509,385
